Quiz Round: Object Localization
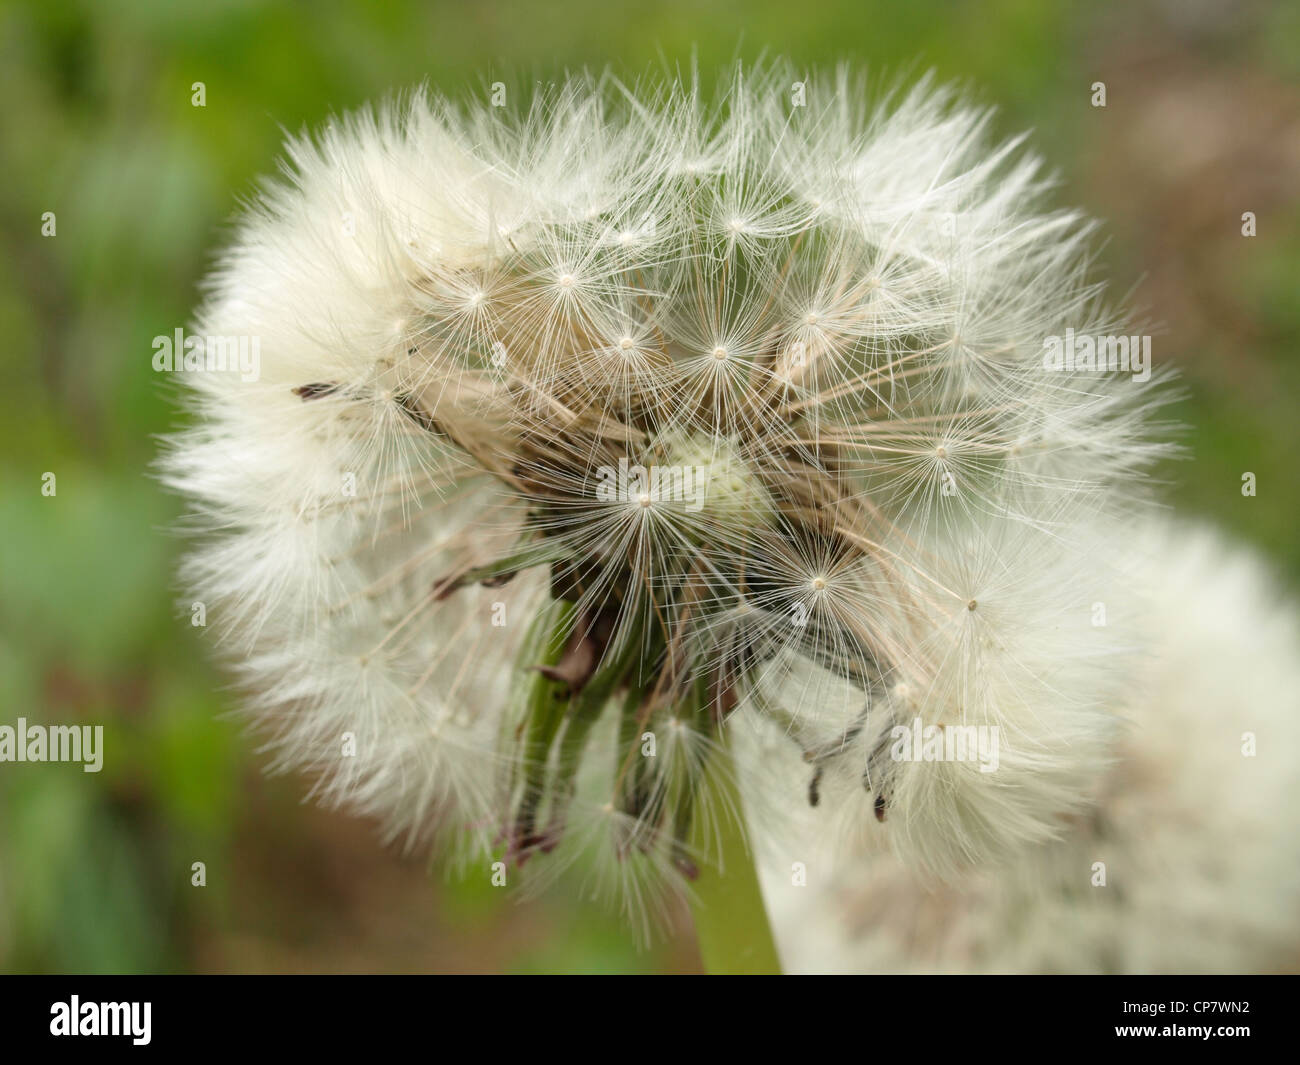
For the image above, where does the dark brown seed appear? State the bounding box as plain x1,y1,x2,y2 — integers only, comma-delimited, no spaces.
808,765,824,807
293,382,340,400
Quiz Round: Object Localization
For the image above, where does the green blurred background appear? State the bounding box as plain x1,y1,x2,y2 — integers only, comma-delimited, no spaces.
1,0,1296,973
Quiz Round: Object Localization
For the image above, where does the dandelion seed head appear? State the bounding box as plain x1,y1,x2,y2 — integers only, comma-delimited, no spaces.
162,61,1173,924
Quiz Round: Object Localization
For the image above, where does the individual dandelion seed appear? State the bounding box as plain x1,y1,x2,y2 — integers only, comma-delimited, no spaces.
161,62,1173,945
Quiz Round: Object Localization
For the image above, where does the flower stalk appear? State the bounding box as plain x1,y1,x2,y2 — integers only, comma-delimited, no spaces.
687,729,782,975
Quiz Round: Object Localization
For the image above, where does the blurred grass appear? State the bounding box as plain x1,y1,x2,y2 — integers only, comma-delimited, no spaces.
0,0,1296,972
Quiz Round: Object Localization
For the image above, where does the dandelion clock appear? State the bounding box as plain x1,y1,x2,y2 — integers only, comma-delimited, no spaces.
162,63,1171,970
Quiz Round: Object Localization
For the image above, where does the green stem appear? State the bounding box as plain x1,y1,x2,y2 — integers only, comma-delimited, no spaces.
687,728,783,975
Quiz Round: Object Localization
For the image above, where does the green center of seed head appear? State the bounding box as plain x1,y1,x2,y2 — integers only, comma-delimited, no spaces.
656,432,775,527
